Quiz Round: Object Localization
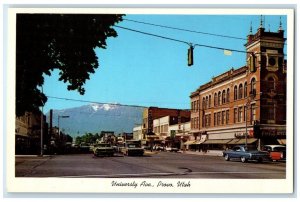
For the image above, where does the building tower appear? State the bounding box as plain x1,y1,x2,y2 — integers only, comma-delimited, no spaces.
244,17,286,145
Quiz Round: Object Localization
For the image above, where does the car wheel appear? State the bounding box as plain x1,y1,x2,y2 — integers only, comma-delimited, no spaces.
241,156,247,163
224,154,230,161
257,158,263,163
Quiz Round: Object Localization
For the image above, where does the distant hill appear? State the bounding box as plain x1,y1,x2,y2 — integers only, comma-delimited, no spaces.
46,103,145,137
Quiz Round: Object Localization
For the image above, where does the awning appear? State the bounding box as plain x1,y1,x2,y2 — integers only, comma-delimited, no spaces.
184,140,197,145
202,139,232,144
227,138,257,145
277,139,286,145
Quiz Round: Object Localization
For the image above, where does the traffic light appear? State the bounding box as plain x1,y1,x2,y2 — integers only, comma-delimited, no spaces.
188,45,194,66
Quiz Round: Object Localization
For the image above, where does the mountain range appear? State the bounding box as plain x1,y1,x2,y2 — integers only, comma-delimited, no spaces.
46,103,145,137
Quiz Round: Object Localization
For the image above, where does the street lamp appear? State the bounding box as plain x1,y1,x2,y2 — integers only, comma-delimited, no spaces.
58,115,70,139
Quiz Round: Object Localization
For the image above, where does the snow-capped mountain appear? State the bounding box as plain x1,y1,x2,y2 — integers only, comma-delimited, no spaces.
46,103,144,137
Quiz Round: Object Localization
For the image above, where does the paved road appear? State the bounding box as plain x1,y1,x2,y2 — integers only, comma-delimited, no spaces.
15,152,286,179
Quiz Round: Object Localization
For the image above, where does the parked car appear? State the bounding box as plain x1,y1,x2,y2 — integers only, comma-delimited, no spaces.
165,146,179,152
93,143,115,157
223,145,271,163
262,145,286,161
153,145,165,151
120,140,144,156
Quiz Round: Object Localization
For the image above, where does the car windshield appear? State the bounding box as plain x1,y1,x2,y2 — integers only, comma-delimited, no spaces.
97,144,110,147
244,145,258,151
273,147,286,152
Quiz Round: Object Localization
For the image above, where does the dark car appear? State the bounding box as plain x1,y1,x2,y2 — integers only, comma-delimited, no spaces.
93,143,115,157
223,145,271,163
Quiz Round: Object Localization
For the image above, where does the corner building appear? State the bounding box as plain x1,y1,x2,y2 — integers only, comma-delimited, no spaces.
190,22,286,150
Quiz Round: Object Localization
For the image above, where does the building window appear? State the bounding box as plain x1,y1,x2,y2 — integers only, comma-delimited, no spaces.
238,107,243,122
209,95,211,108
234,108,238,123
222,90,226,104
217,112,221,125
238,84,243,99
214,113,217,126
208,114,211,126
244,82,248,98
267,77,276,92
267,104,275,120
205,115,209,127
226,110,229,124
218,91,221,105
250,78,256,97
202,98,206,110
250,104,256,123
206,96,209,109
214,93,217,106
226,88,230,103
234,86,238,100
222,111,225,125
196,100,199,112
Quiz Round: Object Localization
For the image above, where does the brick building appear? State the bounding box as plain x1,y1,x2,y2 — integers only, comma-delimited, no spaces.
190,20,286,150
142,107,190,144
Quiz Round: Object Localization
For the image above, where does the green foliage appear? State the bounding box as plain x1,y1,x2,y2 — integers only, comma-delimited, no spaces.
75,132,100,145
16,14,124,116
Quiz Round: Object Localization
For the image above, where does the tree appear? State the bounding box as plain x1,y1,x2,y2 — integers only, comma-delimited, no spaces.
16,14,124,116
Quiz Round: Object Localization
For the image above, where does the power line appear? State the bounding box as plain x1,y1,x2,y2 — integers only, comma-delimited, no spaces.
46,95,190,111
114,25,249,54
47,96,147,109
123,18,247,41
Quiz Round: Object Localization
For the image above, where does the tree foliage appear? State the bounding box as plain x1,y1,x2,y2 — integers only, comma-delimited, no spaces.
16,14,124,116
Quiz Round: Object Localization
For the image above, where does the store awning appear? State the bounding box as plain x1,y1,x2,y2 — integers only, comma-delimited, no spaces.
227,138,257,145
184,140,196,145
202,139,232,144
277,139,286,145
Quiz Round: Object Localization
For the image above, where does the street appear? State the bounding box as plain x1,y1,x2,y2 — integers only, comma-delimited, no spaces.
15,151,286,179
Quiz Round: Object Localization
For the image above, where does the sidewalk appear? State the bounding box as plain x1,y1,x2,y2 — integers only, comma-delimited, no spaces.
181,150,224,156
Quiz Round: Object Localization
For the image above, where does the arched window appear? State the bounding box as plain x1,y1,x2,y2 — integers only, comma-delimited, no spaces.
206,96,209,109
208,95,211,108
226,88,230,102
214,93,217,106
234,85,238,100
244,82,248,98
250,78,256,96
202,97,206,110
267,77,275,91
222,90,226,104
218,91,221,105
238,84,243,99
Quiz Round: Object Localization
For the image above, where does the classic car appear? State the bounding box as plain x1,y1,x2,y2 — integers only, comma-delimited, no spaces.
93,143,115,157
120,140,144,156
223,145,271,163
262,145,286,161
165,146,179,152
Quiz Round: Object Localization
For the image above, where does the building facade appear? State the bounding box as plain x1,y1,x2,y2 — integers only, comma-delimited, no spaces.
15,111,48,154
141,107,190,146
190,21,286,150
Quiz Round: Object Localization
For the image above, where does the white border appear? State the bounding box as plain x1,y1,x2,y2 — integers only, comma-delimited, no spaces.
5,7,294,194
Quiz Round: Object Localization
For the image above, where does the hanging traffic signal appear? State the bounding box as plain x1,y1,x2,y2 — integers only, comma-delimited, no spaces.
188,45,194,66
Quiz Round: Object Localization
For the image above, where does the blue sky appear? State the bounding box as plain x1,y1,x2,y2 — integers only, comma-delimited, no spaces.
42,14,287,113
